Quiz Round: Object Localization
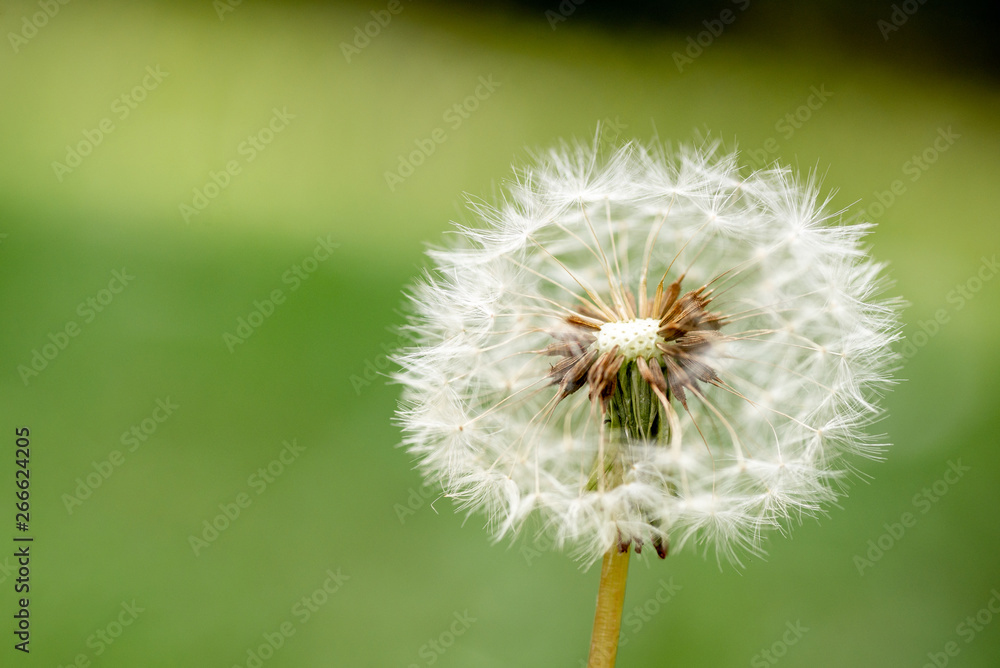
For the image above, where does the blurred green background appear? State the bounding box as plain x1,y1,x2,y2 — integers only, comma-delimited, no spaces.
1,1,998,666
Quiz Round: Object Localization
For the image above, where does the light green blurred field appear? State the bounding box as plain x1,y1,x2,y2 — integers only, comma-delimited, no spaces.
1,1,999,666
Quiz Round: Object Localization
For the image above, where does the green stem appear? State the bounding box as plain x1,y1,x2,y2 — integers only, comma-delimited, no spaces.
587,546,631,668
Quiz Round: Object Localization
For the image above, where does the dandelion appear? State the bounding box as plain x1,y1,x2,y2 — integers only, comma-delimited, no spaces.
394,136,900,666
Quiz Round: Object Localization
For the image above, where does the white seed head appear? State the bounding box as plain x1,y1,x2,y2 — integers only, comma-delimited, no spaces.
394,137,901,566
594,319,663,359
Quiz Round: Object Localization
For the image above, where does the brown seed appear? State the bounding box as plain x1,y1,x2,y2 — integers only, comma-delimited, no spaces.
555,348,598,399
636,356,667,396
656,276,683,318
565,314,603,330
586,348,623,408
653,535,668,559
663,357,690,408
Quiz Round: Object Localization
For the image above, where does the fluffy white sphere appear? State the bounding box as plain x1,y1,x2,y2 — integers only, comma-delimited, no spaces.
395,139,900,565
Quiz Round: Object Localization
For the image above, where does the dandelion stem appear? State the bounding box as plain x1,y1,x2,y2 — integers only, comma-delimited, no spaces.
586,546,630,668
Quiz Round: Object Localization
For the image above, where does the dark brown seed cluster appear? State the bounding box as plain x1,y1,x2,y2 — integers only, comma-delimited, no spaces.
546,275,726,412
617,532,669,558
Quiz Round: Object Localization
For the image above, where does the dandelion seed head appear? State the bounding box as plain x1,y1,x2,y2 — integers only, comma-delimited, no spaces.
394,137,900,566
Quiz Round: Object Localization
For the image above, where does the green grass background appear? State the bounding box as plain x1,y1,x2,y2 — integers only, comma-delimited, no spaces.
1,1,998,666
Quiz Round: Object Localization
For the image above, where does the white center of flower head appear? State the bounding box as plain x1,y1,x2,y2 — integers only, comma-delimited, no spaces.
594,318,663,360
